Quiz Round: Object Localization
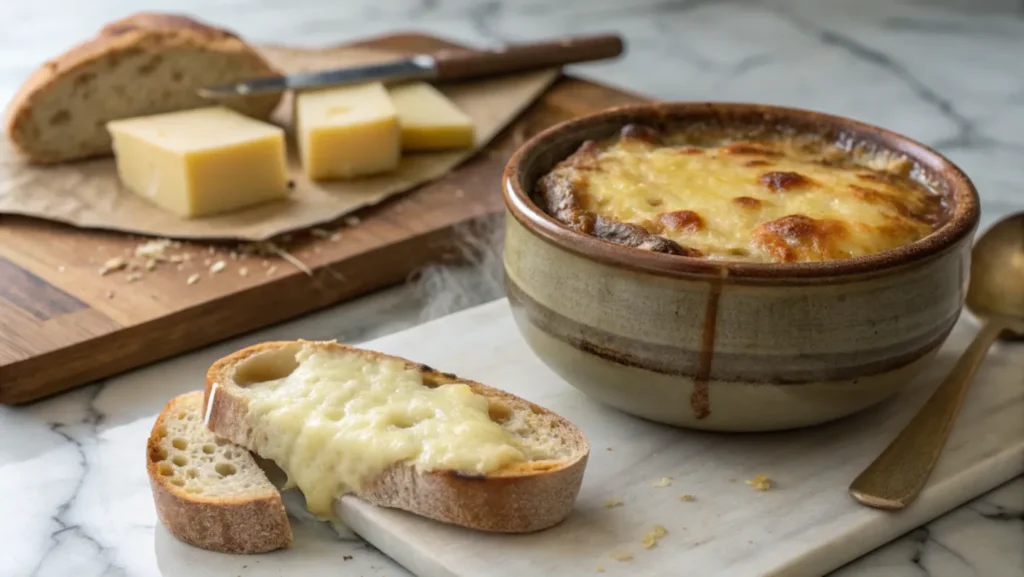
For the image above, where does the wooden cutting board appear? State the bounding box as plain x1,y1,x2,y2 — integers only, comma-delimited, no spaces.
339,301,1022,577
0,33,643,405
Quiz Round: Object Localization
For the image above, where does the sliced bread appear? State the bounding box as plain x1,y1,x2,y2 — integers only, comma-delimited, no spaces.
5,12,281,164
146,391,292,554
203,341,590,533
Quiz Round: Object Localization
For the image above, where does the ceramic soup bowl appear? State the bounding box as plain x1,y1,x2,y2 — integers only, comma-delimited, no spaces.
502,102,979,432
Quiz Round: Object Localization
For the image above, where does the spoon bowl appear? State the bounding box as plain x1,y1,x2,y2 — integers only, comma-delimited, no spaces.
966,214,1024,336
850,212,1024,509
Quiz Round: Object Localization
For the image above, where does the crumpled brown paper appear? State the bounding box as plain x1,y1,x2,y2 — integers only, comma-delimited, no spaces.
0,44,557,241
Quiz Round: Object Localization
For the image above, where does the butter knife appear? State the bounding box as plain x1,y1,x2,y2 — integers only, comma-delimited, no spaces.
197,34,624,98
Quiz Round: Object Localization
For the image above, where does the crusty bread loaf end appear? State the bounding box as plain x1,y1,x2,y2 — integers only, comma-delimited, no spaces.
5,12,281,164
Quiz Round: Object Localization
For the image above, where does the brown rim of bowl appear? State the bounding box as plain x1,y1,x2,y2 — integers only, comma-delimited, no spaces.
503,102,980,283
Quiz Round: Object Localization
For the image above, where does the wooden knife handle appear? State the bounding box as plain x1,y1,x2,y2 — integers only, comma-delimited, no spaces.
432,34,624,81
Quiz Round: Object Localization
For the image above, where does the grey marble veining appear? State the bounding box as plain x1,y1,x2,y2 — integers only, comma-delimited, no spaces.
1,0,1023,576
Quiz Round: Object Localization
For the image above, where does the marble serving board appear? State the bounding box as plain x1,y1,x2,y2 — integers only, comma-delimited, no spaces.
163,299,1022,577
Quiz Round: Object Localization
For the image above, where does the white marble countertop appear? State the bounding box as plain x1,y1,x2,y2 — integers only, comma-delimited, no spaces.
1,0,1022,576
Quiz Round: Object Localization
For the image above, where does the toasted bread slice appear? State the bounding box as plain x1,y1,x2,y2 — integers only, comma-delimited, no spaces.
146,391,292,554
203,341,590,533
5,12,281,164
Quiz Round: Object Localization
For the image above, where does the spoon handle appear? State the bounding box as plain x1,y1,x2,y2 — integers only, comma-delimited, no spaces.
849,320,1005,510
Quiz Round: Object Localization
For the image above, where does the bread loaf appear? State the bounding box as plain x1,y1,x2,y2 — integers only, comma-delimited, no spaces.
5,12,281,164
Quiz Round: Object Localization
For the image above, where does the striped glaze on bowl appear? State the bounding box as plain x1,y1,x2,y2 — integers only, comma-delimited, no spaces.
502,103,980,432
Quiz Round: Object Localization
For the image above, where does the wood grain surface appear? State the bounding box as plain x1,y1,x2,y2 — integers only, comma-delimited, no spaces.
0,32,643,405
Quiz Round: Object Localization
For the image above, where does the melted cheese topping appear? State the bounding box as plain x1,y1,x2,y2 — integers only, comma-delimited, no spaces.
241,347,537,519
542,131,946,263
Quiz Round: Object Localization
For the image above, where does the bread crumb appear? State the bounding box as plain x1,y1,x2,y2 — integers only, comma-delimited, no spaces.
106,290,115,299
238,267,249,277
310,227,334,239
642,525,667,549
144,259,158,271
679,494,696,502
134,239,172,260
266,266,278,276
167,254,183,264
186,273,201,285
746,474,772,491
343,215,361,226
57,265,66,272
609,552,633,562
209,260,227,274
343,555,352,561
126,272,142,282
652,477,673,488
98,257,127,275
603,498,624,508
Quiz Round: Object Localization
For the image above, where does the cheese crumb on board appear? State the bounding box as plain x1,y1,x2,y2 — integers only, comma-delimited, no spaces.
238,267,249,277
747,474,772,491
603,497,624,508
642,525,667,549
651,477,673,488
609,552,633,562
344,216,361,227
186,273,201,285
107,107,289,218
388,82,475,151
209,260,227,274
295,83,400,180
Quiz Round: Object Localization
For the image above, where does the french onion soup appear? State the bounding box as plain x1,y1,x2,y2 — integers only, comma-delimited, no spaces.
535,123,949,263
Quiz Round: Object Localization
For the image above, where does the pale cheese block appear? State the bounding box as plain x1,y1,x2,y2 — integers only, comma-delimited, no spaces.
107,107,289,218
294,83,400,181
388,82,475,151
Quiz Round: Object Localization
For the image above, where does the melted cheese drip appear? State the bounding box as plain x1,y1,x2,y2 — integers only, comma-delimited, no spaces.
569,139,942,262
242,348,533,518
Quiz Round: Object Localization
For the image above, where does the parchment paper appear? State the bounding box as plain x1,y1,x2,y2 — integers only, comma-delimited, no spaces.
0,45,558,240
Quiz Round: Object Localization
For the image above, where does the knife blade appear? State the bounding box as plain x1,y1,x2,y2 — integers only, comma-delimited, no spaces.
198,34,624,99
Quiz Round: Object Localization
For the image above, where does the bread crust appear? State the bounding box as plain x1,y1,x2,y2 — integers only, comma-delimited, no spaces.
147,392,292,554
203,341,590,533
4,12,281,164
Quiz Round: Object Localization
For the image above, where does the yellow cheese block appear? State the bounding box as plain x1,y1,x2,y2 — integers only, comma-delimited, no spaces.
106,107,289,218
295,83,401,180
388,82,475,151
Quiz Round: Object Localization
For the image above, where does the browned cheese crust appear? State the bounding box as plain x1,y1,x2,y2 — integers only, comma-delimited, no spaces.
535,123,949,263
203,341,591,534
146,392,292,554
5,12,281,164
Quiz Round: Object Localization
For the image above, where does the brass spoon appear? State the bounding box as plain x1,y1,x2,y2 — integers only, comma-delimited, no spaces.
849,212,1024,510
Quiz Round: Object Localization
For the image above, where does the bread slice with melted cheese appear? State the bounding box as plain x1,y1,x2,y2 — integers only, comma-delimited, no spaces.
203,341,590,533
146,391,292,553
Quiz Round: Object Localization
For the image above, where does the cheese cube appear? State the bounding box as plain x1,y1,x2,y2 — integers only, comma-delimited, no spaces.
106,107,288,218
295,83,400,180
388,82,475,151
